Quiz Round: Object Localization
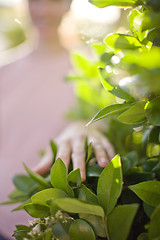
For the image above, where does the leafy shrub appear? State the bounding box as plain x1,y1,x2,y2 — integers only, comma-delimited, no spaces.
2,0,160,239
3,149,139,240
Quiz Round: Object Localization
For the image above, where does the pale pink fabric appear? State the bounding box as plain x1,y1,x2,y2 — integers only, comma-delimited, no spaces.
0,52,74,238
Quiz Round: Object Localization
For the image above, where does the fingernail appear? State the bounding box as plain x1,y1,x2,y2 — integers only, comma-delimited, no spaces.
100,157,106,164
100,157,108,167
81,172,86,182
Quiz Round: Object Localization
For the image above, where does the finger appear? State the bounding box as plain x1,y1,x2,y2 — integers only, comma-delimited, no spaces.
56,140,71,169
33,149,53,175
100,136,115,160
71,136,86,182
91,139,110,168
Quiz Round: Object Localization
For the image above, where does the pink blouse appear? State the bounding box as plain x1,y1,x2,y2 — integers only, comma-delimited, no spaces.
0,52,74,238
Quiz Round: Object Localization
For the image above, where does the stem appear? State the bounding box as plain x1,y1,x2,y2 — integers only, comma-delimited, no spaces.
104,217,110,240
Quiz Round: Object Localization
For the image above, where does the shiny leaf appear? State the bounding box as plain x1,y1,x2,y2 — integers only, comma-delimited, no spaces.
97,155,122,215
50,158,74,197
69,219,96,240
23,163,50,188
87,103,132,125
108,204,139,240
118,101,146,124
89,0,140,8
32,188,68,206
24,203,50,218
54,198,104,217
105,33,142,51
145,97,160,126
129,180,160,207
149,204,160,239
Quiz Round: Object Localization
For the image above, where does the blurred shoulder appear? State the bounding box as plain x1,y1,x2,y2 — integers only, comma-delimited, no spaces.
0,41,33,76
0,52,32,78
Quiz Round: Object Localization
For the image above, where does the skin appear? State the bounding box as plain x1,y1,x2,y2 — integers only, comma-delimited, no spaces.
33,121,115,181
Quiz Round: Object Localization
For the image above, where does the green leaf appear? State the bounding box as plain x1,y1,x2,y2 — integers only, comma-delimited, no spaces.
140,11,160,32
44,230,53,240
13,230,32,240
71,52,98,78
129,180,160,207
12,174,37,193
1,197,29,205
78,184,98,204
98,68,134,101
53,219,72,240
89,0,140,8
54,198,104,217
137,233,149,240
46,198,59,215
87,103,132,125
129,9,140,33
68,169,81,187
8,188,28,201
122,151,139,174
145,97,160,126
74,80,113,110
87,164,103,177
105,34,142,51
125,170,154,185
12,199,32,212
24,203,50,218
79,213,106,237
32,188,68,206
118,101,146,124
142,159,159,172
148,126,160,144
129,9,148,42
69,219,96,240
149,204,160,239
23,163,50,188
127,151,139,168
122,47,160,69
107,204,139,240
50,140,57,161
142,126,154,152
143,202,155,218
147,27,160,42
50,158,74,197
15,225,32,231
121,157,130,174
66,75,85,82
97,155,122,215
91,42,107,56
146,0,160,11
86,143,93,165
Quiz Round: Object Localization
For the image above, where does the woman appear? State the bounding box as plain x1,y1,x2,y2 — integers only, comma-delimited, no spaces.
0,0,114,238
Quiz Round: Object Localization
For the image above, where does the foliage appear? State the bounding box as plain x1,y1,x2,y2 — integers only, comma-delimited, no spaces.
66,51,115,120
0,7,26,50
86,0,160,239
3,154,140,240
2,0,160,239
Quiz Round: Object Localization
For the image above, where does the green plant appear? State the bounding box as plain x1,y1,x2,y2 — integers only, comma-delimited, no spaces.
0,7,26,50
3,149,140,240
2,0,160,239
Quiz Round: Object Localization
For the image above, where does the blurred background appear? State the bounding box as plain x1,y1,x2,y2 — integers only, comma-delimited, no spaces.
0,0,121,65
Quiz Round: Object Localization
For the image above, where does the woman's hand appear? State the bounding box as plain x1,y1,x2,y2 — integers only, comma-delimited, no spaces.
33,122,115,182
